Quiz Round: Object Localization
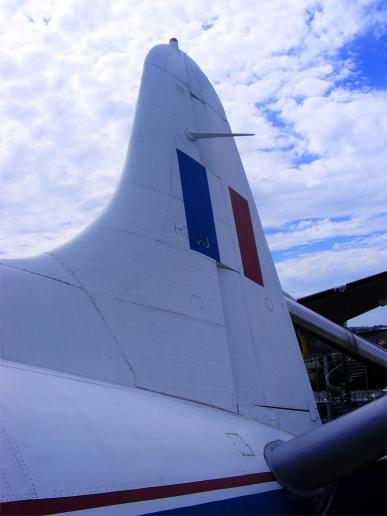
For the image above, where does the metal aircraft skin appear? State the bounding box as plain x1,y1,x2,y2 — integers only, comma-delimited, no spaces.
0,39,385,515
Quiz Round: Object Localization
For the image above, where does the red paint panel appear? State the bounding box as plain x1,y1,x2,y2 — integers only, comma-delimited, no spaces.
229,187,264,286
0,472,274,515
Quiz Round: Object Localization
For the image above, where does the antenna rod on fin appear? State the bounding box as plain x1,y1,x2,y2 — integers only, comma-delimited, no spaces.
185,128,255,141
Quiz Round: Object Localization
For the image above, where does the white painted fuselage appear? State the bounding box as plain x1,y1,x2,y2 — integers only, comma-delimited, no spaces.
1,40,321,515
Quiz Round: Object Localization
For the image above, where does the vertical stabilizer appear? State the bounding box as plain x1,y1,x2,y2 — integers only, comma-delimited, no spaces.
1,41,318,434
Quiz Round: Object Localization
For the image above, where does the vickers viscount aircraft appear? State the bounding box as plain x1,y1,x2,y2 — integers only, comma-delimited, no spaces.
1,38,386,515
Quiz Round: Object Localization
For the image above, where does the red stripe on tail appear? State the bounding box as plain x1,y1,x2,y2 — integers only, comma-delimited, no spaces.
229,187,264,286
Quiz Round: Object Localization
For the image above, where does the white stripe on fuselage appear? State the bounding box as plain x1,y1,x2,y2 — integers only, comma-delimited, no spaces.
63,482,281,515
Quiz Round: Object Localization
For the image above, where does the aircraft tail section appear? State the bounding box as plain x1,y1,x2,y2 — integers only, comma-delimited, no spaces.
1,41,318,434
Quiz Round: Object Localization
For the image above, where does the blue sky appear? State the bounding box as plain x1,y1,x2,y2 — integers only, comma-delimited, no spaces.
339,24,387,90
0,0,386,325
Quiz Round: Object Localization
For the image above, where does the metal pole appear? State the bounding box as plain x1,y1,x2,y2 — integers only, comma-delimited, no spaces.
286,298,387,369
322,355,332,421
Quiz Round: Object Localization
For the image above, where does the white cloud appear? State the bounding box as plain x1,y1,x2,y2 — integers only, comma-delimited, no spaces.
1,0,386,323
276,232,387,299
267,215,387,251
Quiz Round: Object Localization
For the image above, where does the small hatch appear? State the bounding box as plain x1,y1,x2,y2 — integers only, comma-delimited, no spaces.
225,432,255,456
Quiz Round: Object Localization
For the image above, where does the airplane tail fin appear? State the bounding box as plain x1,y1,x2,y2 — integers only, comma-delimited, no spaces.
1,40,318,434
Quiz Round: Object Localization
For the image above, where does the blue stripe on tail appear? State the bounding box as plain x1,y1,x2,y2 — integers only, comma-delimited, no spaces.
177,149,220,262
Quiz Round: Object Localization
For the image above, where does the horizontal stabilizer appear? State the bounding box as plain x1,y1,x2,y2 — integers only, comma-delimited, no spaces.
265,396,387,496
298,271,387,324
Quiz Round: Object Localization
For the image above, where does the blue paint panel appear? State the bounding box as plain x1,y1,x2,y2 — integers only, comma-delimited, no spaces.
177,149,220,262
149,488,320,515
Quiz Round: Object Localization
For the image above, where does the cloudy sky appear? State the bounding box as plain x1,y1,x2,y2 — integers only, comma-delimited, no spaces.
1,0,386,325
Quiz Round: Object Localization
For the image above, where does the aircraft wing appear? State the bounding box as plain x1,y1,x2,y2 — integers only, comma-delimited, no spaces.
297,271,387,324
